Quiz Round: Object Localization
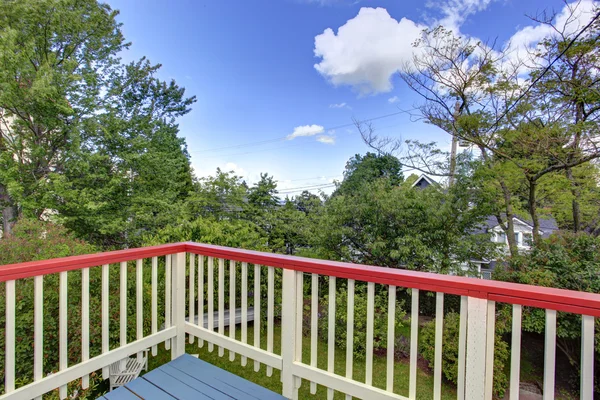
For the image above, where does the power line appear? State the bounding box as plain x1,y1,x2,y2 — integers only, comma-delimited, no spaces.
190,110,407,154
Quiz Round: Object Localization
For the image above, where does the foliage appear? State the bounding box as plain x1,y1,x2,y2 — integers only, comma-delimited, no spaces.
0,219,169,397
420,312,509,398
0,0,195,247
493,232,600,393
333,152,403,196
319,283,406,360
314,172,496,274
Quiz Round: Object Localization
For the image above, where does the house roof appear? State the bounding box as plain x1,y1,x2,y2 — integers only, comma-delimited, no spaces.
475,215,558,238
410,174,438,189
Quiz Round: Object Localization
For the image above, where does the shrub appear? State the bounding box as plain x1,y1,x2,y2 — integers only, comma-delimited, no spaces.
420,312,509,398
320,282,406,360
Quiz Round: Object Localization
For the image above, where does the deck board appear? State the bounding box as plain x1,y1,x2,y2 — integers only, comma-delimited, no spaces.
100,353,286,400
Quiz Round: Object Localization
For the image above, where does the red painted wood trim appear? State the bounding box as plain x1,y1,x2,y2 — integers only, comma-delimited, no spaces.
0,243,186,282
1,241,599,316
185,242,600,315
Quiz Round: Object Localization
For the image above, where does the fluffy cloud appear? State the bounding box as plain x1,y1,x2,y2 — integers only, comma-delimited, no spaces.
314,7,426,94
505,0,598,70
388,96,399,103
287,124,325,140
317,135,335,144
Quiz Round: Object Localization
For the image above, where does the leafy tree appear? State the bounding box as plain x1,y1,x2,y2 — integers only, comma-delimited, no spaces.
314,160,496,273
0,0,126,236
0,1,196,247
248,173,280,211
187,169,249,220
334,152,403,196
50,59,195,247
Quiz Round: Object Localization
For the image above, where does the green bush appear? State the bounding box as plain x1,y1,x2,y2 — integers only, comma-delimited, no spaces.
420,312,509,398
320,282,406,360
0,220,169,398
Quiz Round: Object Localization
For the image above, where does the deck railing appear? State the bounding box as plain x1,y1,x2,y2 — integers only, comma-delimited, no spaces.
0,242,598,400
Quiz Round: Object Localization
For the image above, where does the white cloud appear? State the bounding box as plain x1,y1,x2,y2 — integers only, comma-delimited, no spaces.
504,0,598,72
430,0,495,32
287,124,325,140
313,2,500,94
223,162,247,177
317,135,336,144
388,96,399,103
314,7,427,94
329,102,351,109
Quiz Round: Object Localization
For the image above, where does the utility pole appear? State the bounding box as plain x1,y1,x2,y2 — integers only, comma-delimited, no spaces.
448,100,461,186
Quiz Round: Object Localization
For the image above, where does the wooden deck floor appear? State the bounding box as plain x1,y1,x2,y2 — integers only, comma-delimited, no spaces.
100,354,286,400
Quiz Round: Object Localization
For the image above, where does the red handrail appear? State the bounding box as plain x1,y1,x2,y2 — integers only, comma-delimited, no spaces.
1,241,599,317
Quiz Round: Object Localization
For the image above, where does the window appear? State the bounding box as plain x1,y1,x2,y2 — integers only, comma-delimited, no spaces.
515,232,521,246
523,233,533,246
496,232,506,243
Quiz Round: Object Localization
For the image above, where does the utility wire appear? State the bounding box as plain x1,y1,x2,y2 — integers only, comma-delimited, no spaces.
191,110,407,154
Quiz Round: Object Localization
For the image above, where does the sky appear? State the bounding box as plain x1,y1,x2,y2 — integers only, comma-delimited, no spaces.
106,0,597,195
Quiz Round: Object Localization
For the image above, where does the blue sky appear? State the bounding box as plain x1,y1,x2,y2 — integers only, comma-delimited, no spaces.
107,0,593,195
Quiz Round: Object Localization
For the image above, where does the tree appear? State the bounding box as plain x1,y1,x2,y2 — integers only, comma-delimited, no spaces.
187,169,249,221
0,1,196,246
248,173,279,211
314,158,496,273
0,0,126,236
333,152,403,196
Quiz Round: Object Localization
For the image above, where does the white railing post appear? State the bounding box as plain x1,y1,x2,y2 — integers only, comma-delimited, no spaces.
281,268,297,399
171,252,186,359
464,296,489,400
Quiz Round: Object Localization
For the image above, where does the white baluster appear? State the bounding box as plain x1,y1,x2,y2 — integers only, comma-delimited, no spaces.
230,260,237,361
165,255,171,350
218,258,225,357
267,266,274,376
281,269,298,399
310,273,319,394
59,271,68,399
543,309,556,400
152,257,158,356
366,281,375,386
345,279,355,400
510,304,522,400
82,267,90,389
208,256,214,352
433,292,444,400
581,315,595,400
102,264,109,379
34,276,43,400
198,255,204,348
254,264,261,372
457,296,467,400
189,253,195,344
295,271,304,389
136,259,143,361
5,279,15,394
120,261,127,353
386,285,396,393
171,252,186,359
328,277,337,400
409,289,420,400
241,261,248,365
484,301,496,400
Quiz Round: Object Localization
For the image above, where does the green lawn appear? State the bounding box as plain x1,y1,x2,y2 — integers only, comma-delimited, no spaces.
148,322,456,400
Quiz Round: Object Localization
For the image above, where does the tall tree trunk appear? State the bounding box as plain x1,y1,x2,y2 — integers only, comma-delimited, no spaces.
0,183,17,237
528,178,541,245
565,167,581,232
500,180,519,257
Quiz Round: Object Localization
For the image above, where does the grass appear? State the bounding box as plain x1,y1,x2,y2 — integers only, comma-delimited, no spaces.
147,322,456,400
